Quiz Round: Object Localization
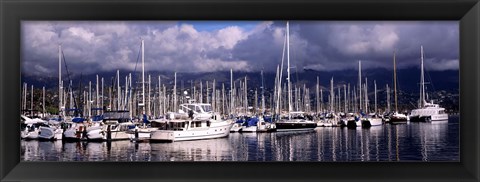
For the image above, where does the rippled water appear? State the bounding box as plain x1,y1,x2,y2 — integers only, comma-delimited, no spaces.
21,116,459,162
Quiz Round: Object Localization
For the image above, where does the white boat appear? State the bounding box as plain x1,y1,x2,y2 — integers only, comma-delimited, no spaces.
257,117,276,132
63,122,85,141
389,50,408,124
409,46,449,122
150,103,233,142
361,114,383,127
410,102,448,122
38,125,63,140
86,110,132,141
127,124,158,142
230,122,243,132
63,117,90,141
239,116,275,132
85,125,105,141
390,112,408,124
21,115,47,140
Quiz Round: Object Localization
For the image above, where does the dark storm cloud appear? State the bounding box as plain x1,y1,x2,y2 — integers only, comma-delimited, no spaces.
21,21,458,76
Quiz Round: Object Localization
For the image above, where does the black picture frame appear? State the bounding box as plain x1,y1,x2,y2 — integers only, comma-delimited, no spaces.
1,0,478,181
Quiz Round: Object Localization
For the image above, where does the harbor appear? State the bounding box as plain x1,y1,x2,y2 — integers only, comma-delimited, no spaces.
20,21,459,162
21,116,459,161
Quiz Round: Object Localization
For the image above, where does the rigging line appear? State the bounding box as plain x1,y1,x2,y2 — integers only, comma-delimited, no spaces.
61,50,79,116
124,42,143,111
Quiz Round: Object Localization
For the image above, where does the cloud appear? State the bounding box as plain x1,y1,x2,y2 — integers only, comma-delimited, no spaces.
21,21,458,77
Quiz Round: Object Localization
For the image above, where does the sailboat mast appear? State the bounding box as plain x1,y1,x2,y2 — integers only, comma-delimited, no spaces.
420,45,425,107
393,50,398,113
358,60,362,112
374,80,377,113
287,21,292,118
230,69,233,115
58,45,63,117
142,39,145,115
330,77,333,112
117,70,120,110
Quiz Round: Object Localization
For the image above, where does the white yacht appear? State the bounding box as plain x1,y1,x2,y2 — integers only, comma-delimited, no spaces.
21,115,47,140
409,46,449,122
87,110,132,141
38,124,63,141
150,103,233,142
361,113,383,127
410,102,448,122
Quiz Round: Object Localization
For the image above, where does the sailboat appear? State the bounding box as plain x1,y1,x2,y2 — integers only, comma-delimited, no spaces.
390,50,408,124
38,45,64,140
274,21,317,132
347,61,363,129
409,46,448,122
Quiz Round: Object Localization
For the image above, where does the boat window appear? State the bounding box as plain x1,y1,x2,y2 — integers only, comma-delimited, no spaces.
187,105,195,112
190,122,195,128
201,105,212,112
196,122,201,127
195,106,202,113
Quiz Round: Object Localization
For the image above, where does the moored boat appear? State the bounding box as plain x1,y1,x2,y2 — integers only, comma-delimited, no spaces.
150,102,233,142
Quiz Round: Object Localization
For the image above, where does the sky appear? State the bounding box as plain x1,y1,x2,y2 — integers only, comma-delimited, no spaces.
21,21,459,76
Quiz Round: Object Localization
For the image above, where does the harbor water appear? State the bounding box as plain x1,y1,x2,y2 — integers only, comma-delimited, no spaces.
21,116,459,162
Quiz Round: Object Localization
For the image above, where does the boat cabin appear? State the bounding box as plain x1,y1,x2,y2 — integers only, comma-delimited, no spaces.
102,110,131,125
160,120,211,131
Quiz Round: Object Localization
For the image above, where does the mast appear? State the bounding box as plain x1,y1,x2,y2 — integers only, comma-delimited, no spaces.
148,74,151,116
230,69,233,115
330,77,333,112
101,77,104,114
358,60,362,113
374,80,377,113
386,84,390,112
96,75,99,115
277,33,286,116
89,81,92,118
43,86,45,118
174,72,177,111
420,45,425,107
117,70,120,110
344,84,347,113
365,78,368,113
141,39,145,116
287,21,292,119
58,45,63,117
261,69,265,115
393,50,398,113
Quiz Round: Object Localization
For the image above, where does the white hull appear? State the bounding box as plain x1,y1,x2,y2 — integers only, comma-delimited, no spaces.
151,122,233,142
22,130,39,140
63,128,83,140
240,126,257,132
38,126,63,140
430,114,449,121
362,118,382,127
230,123,243,132
128,128,157,141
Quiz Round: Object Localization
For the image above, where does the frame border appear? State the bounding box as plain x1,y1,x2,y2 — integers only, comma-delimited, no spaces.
1,0,478,181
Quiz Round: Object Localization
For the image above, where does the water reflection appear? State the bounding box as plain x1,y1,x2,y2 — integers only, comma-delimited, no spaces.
21,117,459,162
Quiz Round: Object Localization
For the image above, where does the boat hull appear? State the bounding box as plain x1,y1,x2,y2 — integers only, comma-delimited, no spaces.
230,123,243,132
150,122,233,142
275,121,317,132
38,127,63,140
361,118,383,127
410,114,448,122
